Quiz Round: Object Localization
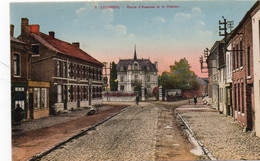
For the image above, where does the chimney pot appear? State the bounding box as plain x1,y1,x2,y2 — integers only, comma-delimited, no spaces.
72,42,80,48
29,25,40,33
10,24,14,37
49,31,55,38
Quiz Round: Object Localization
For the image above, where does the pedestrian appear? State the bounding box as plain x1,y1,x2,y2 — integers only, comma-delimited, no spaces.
13,104,23,125
136,94,139,105
194,96,197,105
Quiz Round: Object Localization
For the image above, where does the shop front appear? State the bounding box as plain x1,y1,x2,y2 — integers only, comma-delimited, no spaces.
28,81,50,119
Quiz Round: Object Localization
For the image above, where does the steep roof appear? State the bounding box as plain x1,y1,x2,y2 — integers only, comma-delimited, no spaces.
11,36,26,44
29,32,103,66
116,58,157,72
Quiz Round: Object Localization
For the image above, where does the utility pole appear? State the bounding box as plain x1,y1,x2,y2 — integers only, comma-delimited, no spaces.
103,62,109,101
199,48,210,73
219,16,228,54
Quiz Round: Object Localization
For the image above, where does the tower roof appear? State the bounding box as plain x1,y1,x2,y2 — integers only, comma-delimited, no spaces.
134,44,137,60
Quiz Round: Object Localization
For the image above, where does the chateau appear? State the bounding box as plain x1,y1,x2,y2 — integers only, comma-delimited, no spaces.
116,46,158,95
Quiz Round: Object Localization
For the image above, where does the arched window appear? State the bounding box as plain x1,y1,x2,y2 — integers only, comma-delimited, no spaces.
133,62,138,70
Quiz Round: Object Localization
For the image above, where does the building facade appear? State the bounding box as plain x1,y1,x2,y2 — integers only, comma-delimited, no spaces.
252,5,260,136
208,41,223,110
11,24,50,120
225,42,233,116
116,47,158,95
229,3,259,131
18,18,103,113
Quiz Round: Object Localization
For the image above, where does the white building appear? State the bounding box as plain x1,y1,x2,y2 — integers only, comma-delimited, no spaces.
224,42,233,116
252,8,260,137
116,47,158,95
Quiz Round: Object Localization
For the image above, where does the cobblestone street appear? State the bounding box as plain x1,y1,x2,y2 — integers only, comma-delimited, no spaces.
40,101,196,161
178,101,260,160
41,104,159,161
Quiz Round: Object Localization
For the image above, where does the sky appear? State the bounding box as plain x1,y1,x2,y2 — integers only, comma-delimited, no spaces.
10,0,257,77
0,1,258,159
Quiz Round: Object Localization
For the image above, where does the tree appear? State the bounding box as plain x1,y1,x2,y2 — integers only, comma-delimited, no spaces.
110,62,118,91
159,58,199,90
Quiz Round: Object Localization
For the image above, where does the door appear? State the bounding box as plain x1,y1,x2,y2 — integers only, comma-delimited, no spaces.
29,92,34,119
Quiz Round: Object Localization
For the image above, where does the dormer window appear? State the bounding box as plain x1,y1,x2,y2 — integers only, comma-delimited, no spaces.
120,67,124,71
133,62,138,70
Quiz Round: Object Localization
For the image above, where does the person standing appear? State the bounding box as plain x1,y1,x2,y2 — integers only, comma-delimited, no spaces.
14,104,23,125
194,96,197,105
136,94,140,105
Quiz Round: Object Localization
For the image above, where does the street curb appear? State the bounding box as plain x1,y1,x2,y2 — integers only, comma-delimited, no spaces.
177,113,217,160
28,105,131,161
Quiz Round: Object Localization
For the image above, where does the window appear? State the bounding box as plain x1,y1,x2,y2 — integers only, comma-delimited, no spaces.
240,40,243,67
234,84,237,111
70,86,74,102
86,67,89,79
70,63,74,78
77,65,80,78
120,76,124,82
83,66,86,79
232,47,235,70
134,75,138,79
15,87,24,91
15,100,25,110
83,86,86,100
220,71,221,82
57,85,62,103
147,75,150,82
41,88,47,108
133,63,138,70
247,46,251,76
241,82,244,113
57,61,60,77
89,68,92,79
13,53,20,76
63,62,67,78
34,88,40,109
120,85,124,91
32,44,39,54
238,83,240,112
236,44,239,69
227,55,229,74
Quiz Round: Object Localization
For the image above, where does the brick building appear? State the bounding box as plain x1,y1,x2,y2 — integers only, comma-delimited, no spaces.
18,18,103,113
230,2,260,131
11,24,50,120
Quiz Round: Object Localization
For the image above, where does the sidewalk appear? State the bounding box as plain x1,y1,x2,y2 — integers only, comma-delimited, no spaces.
177,98,260,160
12,108,90,135
12,103,129,161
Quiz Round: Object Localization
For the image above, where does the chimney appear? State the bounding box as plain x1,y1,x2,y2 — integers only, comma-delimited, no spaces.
10,24,14,37
29,25,40,33
21,18,29,34
49,31,55,38
72,42,80,48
